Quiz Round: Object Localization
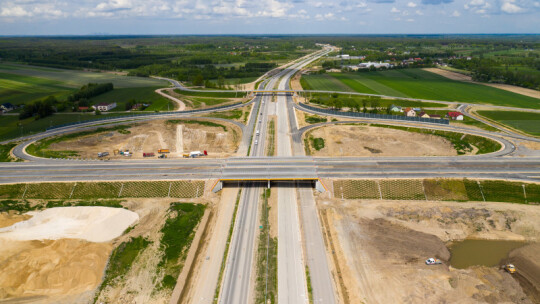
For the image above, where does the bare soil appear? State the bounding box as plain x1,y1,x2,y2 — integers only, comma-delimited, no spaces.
49,119,241,159
425,68,540,100
307,125,460,157
317,197,540,304
0,212,31,228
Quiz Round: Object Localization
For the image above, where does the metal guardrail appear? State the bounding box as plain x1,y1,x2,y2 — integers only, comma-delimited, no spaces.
45,102,244,131
298,103,450,125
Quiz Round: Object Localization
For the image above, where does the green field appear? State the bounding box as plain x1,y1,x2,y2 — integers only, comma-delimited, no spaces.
300,74,355,92
0,63,167,107
89,86,175,112
302,69,540,108
0,112,135,142
477,110,540,136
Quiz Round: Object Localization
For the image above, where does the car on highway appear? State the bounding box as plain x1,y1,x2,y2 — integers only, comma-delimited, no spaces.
254,140,258,145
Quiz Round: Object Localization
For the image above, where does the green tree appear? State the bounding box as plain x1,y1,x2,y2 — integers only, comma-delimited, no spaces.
193,74,204,86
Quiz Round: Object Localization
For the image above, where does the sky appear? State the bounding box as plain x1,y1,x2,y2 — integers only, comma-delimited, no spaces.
0,0,539,35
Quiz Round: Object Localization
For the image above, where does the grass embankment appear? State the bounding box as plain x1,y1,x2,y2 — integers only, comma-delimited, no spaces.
0,181,205,200
334,179,540,204
26,125,132,158
0,143,18,162
214,190,242,303
304,114,327,124
302,70,540,109
304,92,446,110
477,110,540,136
255,189,278,304
267,120,275,156
166,119,228,131
0,199,124,213
371,124,501,155
158,203,206,289
204,109,243,120
96,236,151,298
174,89,246,98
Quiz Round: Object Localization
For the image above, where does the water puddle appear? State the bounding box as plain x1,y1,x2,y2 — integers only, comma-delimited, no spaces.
449,239,527,269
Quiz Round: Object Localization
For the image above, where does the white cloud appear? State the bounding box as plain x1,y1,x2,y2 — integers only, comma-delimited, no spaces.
415,9,424,14
391,6,400,12
406,18,415,21
407,2,418,7
357,2,368,7
501,0,524,12
0,6,33,17
451,9,461,16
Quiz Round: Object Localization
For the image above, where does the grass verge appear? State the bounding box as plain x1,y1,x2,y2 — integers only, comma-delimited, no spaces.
0,143,18,162
158,203,206,290
255,189,278,304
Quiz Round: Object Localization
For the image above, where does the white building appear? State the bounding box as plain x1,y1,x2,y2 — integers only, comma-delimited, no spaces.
358,61,392,69
94,102,117,112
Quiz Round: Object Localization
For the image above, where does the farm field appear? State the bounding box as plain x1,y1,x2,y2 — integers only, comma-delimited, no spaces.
88,86,175,112
0,112,137,142
300,73,355,92
0,63,167,107
477,110,540,136
301,69,540,108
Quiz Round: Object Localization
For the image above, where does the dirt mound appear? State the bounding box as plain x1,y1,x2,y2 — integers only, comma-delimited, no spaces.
307,125,459,157
0,207,138,243
0,238,112,302
364,218,450,262
508,243,540,302
0,212,31,229
319,199,538,304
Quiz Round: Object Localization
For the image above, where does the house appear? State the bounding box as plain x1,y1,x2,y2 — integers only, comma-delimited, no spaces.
447,112,464,120
93,102,116,112
418,112,430,118
404,107,416,117
1,102,14,112
390,105,402,113
430,114,441,119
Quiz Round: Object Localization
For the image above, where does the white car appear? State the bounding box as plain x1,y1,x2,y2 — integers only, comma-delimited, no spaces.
425,258,442,265
254,140,258,145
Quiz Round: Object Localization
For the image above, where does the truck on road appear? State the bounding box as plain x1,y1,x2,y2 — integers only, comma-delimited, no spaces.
158,149,170,153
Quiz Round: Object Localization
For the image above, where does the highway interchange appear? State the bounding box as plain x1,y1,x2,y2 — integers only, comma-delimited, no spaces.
1,46,540,304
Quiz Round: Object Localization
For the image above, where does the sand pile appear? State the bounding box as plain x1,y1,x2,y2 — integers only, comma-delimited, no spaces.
0,207,139,242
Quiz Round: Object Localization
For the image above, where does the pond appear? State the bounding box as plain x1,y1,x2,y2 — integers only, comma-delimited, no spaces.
449,239,527,269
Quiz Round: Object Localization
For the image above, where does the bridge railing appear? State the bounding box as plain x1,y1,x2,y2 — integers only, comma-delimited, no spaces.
46,102,244,131
298,103,450,125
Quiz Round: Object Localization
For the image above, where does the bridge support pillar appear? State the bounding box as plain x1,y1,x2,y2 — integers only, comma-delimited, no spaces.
315,180,326,193
212,180,223,193
268,180,270,189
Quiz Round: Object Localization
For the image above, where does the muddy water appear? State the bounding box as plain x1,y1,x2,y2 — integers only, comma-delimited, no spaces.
449,239,527,269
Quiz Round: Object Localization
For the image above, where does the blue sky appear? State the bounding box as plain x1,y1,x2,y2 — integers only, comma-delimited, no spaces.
0,0,539,35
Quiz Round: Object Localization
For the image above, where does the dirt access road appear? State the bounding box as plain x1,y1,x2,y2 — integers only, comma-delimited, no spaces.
317,197,540,304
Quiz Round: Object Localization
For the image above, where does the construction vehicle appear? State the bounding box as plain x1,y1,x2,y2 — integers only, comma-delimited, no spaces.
189,150,207,158
158,149,170,154
158,154,167,159
425,258,442,265
183,153,190,158
504,264,516,274
143,152,155,157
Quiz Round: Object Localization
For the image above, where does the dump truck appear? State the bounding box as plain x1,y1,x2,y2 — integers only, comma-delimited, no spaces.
143,152,155,157
158,154,167,158
97,152,109,157
158,149,170,154
504,264,516,274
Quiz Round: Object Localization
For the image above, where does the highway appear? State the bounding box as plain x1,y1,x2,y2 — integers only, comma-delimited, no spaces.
1,45,540,304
